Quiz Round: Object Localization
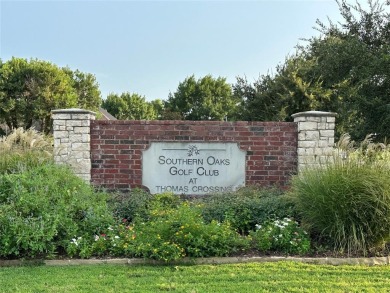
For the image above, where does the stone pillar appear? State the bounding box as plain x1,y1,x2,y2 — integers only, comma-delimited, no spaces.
52,108,95,182
292,111,336,171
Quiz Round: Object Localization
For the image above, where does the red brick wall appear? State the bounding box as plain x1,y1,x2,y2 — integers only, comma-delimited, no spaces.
90,120,297,192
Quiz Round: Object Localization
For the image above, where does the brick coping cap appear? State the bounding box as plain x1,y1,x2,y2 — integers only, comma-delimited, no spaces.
291,111,337,118
52,108,96,115
91,120,297,125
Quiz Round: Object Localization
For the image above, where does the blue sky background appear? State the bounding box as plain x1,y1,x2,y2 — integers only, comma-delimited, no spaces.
1,0,352,101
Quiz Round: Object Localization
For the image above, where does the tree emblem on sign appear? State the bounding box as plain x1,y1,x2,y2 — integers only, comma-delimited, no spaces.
187,145,200,157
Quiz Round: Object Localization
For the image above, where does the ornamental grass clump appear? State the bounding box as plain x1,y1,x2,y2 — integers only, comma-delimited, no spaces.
0,128,53,174
291,134,390,255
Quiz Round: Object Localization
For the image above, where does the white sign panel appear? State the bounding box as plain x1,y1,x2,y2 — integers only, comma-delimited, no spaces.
142,142,246,195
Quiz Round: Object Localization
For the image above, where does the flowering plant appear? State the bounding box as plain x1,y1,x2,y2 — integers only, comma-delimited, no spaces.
130,202,248,261
250,218,310,255
66,220,138,258
66,235,94,258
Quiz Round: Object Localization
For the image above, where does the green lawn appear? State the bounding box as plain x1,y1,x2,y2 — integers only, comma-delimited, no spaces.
0,261,389,292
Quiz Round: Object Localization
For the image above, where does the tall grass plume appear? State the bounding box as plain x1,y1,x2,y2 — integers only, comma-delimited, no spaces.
0,128,53,174
291,133,390,255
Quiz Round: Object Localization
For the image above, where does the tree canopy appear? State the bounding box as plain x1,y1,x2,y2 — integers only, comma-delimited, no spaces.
164,75,238,121
2,0,389,139
0,57,102,133
101,92,159,120
63,68,102,112
0,58,77,133
235,0,390,140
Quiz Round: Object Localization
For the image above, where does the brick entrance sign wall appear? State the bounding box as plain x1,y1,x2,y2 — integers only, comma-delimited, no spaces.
90,120,297,191
52,109,336,193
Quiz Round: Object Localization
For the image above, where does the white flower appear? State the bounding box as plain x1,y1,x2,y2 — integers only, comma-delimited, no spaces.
108,226,114,231
94,235,99,241
71,237,81,246
255,224,262,230
114,236,120,239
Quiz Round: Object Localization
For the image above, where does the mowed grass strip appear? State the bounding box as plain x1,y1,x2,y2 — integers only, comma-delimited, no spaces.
0,261,390,292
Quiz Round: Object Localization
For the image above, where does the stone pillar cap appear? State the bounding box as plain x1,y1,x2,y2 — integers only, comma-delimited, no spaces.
52,108,96,115
291,111,337,118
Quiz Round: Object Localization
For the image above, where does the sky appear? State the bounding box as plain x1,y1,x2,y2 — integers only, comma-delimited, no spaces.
1,0,351,101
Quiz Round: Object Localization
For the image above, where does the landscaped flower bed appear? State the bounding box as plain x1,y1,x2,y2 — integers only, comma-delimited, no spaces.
1,129,390,261
66,191,311,261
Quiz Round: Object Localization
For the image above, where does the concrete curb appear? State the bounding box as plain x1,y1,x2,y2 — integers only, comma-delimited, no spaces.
1,256,389,267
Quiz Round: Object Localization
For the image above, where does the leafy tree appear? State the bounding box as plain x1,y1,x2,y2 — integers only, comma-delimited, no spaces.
0,57,103,133
101,93,127,119
0,57,77,133
236,0,390,140
101,92,158,120
150,99,164,119
316,0,390,139
159,108,184,120
233,75,280,121
234,56,334,122
165,75,238,121
63,68,102,111
297,0,390,139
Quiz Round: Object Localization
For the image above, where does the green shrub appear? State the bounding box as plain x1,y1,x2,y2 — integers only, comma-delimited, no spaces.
108,188,154,222
250,218,310,255
199,187,297,234
109,190,182,223
67,221,136,258
291,136,390,255
69,194,248,261
131,200,249,261
0,128,53,174
0,163,114,258
148,192,182,217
